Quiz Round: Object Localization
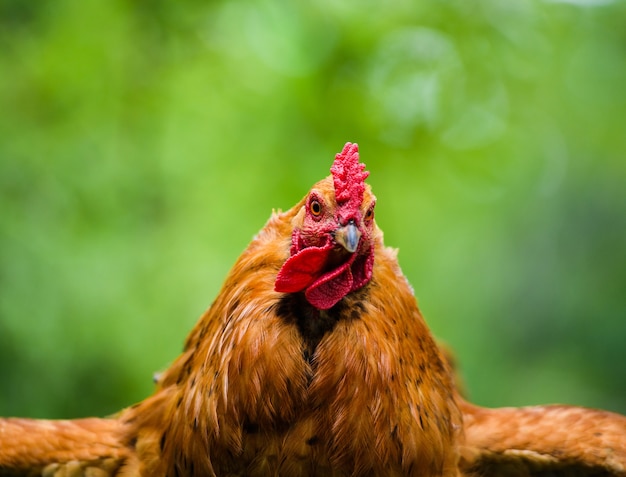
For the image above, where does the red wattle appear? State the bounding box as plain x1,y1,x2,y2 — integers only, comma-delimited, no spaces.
274,243,334,293
305,260,354,310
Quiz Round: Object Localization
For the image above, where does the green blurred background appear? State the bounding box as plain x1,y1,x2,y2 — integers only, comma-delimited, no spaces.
1,0,625,419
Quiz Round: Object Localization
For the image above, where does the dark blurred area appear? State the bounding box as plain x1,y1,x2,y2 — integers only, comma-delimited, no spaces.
0,0,624,418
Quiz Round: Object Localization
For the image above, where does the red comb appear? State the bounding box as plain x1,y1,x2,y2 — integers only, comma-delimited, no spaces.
330,143,369,215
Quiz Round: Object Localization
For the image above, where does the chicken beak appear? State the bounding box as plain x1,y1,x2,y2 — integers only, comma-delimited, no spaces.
335,222,361,253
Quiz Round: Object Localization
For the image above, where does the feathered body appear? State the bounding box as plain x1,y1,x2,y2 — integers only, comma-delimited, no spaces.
1,143,624,477
121,145,462,476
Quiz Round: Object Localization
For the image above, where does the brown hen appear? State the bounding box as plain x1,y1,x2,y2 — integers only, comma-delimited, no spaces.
0,143,624,477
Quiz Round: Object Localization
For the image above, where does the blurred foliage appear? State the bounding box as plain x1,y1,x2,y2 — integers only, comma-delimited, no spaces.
0,0,624,419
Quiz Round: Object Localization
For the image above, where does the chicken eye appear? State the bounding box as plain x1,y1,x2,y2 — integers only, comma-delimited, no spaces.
364,206,374,222
309,199,323,218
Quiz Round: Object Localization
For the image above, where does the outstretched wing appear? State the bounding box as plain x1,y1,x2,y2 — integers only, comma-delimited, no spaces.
459,400,626,476
0,417,130,477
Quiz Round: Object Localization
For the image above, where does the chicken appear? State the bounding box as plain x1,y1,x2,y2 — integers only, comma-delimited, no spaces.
1,142,624,477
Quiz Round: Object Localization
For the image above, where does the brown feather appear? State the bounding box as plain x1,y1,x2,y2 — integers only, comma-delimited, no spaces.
1,156,625,477
459,399,626,476
0,418,129,476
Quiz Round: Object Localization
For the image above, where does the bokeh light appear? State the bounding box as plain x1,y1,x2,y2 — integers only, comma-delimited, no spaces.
1,0,624,418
